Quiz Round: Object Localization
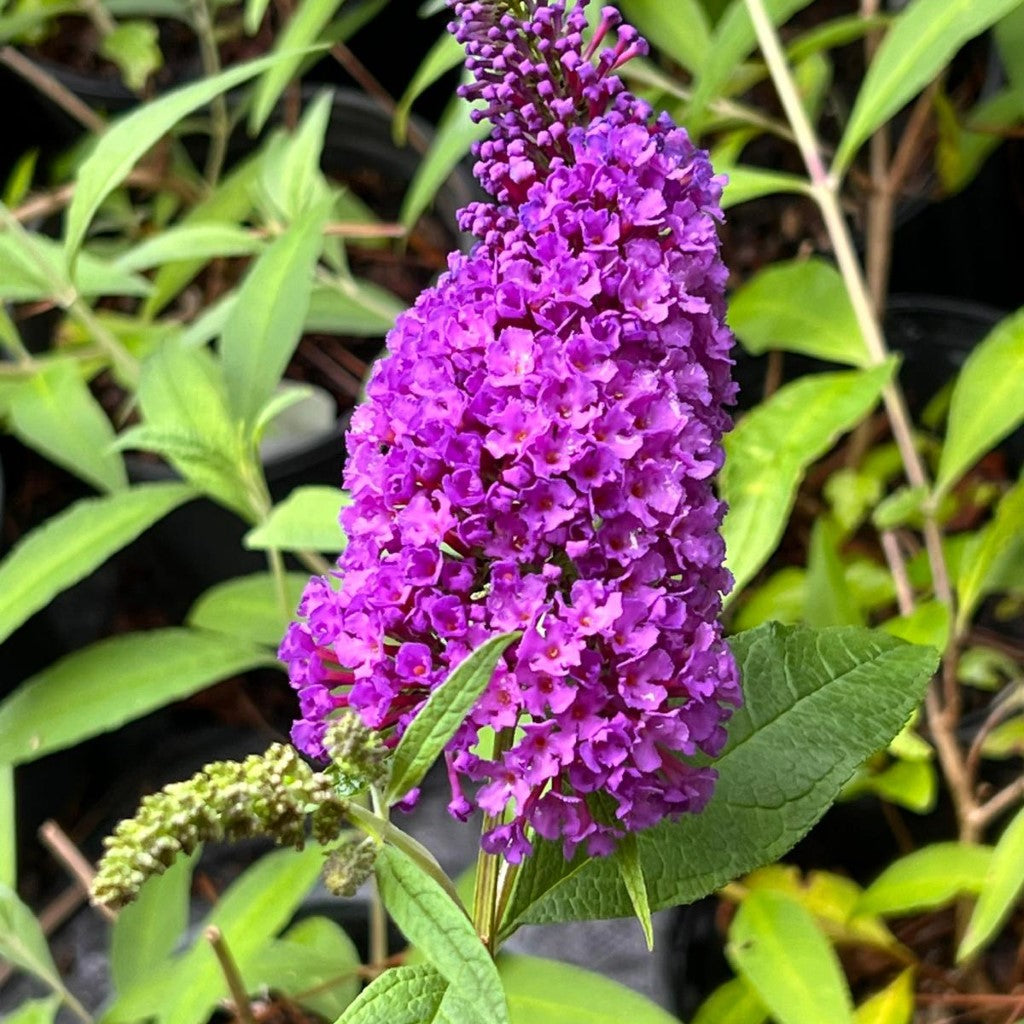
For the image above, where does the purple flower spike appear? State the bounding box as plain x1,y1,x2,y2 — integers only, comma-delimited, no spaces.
280,0,741,860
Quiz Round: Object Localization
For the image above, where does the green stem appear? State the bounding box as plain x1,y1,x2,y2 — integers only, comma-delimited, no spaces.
472,728,514,952
189,0,229,186
368,787,388,969
266,547,291,622
0,764,14,889
344,802,467,914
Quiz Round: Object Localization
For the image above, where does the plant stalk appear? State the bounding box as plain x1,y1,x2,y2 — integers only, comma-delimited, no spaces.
189,0,229,186
206,926,255,1024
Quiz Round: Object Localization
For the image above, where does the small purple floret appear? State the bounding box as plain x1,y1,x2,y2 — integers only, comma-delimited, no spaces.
280,0,741,861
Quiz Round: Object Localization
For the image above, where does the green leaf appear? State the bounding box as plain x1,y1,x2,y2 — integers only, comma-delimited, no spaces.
336,964,449,1024
718,165,810,209
845,758,936,814
395,32,464,144
0,628,276,765
0,883,61,991
387,631,522,803
881,600,951,652
187,572,311,646
498,953,680,1024
401,94,489,234
0,764,13,888
0,995,62,1024
375,845,509,1024
65,53,288,260
114,224,261,273
958,804,1024,962
613,834,654,950
729,258,868,366
854,969,915,1024
99,20,162,91
243,916,361,1019
721,364,892,595
4,357,127,493
305,279,406,336
244,486,348,553
693,978,768,1024
834,0,1024,173
618,0,711,74
804,517,864,628
727,889,855,1024
501,624,938,933
858,842,992,916
687,0,815,134
937,307,1024,496
0,482,193,646
244,0,272,35
111,851,197,994
221,199,330,428
248,0,342,132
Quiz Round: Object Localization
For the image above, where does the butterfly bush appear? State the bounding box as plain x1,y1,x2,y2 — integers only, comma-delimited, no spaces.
280,0,741,862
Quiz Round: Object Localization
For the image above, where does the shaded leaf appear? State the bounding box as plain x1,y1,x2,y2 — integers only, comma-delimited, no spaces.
305,279,406,336
693,978,768,1024
0,884,61,992
187,572,310,647
618,0,711,74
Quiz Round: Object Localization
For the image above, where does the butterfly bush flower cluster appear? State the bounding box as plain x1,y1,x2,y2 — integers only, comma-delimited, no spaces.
280,0,741,863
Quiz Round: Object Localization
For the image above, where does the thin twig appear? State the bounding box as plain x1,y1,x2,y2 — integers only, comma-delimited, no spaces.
970,776,1024,833
206,926,255,1024
881,530,915,616
38,820,116,922
0,46,106,135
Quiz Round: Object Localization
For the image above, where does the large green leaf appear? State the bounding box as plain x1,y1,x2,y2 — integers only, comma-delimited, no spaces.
618,0,711,74
727,889,854,1024
242,915,361,1020
111,852,198,995
693,978,768,1024
729,258,869,366
935,306,1024,496
386,631,522,803
834,0,1024,173
958,805,1024,962
0,884,61,991
221,200,330,428
244,486,348,553
65,53,290,261
0,482,194,646
498,954,679,1024
721,364,892,595
336,964,449,1024
375,845,509,1024
858,843,992,917
0,628,276,765
187,572,310,647
3,357,127,493
501,623,938,933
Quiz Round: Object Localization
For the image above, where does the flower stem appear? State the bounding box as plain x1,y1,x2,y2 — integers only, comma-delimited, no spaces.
189,0,229,186
206,926,255,1024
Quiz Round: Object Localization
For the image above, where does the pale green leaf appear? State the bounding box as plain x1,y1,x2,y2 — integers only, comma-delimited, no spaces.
0,884,61,991
0,995,62,1024
111,852,197,994
937,307,1024,496
114,224,261,273
835,0,1024,173
721,364,892,595
804,517,864,628
729,258,868,366
845,758,936,814
242,916,361,1019
336,964,449,1023
501,624,938,933
221,200,330,428
395,32,464,144
401,95,489,234
99,20,162,91
981,716,1024,759
858,843,992,916
305,279,406,336
4,358,127,493
958,805,1024,962
187,572,311,646
719,165,810,208
0,628,276,765
248,0,342,132
618,0,711,74
613,834,654,950
66,52,291,260
959,485,1024,632
693,978,768,1024
727,889,855,1024
854,969,915,1024
0,764,13,887
498,953,680,1024
387,632,522,803
880,600,951,653
375,845,508,1024
244,486,347,553
0,482,194,646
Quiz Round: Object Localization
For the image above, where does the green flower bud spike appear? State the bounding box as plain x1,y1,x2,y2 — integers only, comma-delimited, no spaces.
323,831,380,897
323,710,391,794
91,743,349,911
